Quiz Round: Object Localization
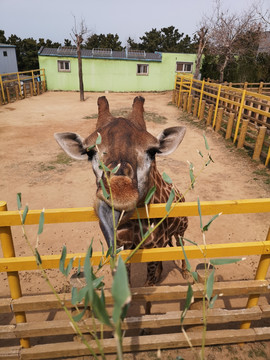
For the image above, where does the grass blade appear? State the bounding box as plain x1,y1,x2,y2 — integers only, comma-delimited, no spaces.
179,237,191,272
22,205,28,225
162,172,172,184
144,186,156,205
38,209,45,235
206,268,215,301
35,248,42,265
209,294,218,309
203,213,221,232
99,178,109,199
112,256,131,325
59,246,67,275
181,284,193,324
210,258,243,266
197,197,203,230
166,188,175,212
203,132,209,150
17,193,22,210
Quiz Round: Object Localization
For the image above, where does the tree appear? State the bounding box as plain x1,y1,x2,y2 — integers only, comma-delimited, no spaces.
127,26,196,53
71,18,89,101
194,27,208,79
0,30,7,43
85,33,123,50
139,28,163,52
204,1,263,82
64,39,72,46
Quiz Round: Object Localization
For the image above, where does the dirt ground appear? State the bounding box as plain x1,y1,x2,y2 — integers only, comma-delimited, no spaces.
0,91,270,359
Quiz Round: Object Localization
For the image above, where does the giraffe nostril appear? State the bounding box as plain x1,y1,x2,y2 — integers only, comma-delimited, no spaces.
123,163,134,178
108,162,134,178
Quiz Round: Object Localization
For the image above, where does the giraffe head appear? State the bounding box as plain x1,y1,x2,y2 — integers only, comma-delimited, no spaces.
54,96,186,248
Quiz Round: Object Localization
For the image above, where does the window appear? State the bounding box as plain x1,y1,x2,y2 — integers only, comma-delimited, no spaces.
58,60,70,72
137,64,149,75
176,62,193,73
3,51,7,57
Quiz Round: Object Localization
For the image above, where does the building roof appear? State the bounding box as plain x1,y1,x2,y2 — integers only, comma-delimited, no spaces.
0,43,16,48
258,31,270,54
38,46,162,62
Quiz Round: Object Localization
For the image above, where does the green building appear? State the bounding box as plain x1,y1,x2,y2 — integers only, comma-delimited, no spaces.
38,47,197,92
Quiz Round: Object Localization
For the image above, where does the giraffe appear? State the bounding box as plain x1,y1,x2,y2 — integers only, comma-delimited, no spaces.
54,96,188,286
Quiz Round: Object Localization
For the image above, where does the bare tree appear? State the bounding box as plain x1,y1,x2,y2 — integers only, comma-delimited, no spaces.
71,18,89,101
201,1,263,82
255,1,270,27
194,27,208,79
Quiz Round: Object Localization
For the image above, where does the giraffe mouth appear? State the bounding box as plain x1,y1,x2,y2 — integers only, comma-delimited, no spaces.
97,175,139,212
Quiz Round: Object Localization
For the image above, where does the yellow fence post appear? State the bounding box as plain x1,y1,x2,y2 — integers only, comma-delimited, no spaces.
199,100,206,121
17,72,23,98
177,76,183,108
237,119,249,149
265,146,270,167
0,201,30,348
187,95,193,113
253,126,267,161
31,70,36,95
197,79,205,118
215,107,224,132
189,77,193,97
183,93,188,111
233,90,246,143
193,97,199,117
42,68,46,92
225,113,235,140
0,74,6,104
206,104,214,126
241,227,270,330
172,74,177,103
212,84,222,128
6,87,10,103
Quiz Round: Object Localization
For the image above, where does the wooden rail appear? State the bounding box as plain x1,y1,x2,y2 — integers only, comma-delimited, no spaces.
173,75,270,166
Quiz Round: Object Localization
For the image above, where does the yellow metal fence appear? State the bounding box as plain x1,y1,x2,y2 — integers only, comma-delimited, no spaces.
173,74,270,166
0,198,270,356
0,69,46,105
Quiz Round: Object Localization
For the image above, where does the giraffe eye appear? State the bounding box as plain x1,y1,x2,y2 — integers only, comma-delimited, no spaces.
147,147,160,160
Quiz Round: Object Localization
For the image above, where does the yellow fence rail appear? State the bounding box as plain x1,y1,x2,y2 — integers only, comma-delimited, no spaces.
0,198,270,355
0,69,46,105
173,74,270,166
207,79,270,96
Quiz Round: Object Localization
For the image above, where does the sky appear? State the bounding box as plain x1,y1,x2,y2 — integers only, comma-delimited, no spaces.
1,0,268,46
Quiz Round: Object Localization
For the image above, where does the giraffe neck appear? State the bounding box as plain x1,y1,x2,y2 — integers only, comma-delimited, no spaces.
148,162,174,204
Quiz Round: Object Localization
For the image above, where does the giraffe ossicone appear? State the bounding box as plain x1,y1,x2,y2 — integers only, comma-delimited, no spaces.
54,96,188,285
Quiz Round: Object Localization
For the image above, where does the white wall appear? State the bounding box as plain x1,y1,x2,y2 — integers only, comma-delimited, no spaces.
0,46,18,74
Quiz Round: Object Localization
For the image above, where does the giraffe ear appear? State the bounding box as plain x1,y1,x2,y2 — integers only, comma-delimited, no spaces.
156,126,186,156
54,132,88,160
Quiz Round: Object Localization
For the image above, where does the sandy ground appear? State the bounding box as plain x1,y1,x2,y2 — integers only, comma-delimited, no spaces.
0,91,270,359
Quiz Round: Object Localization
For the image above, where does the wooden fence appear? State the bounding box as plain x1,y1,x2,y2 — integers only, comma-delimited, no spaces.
0,199,270,359
0,69,46,105
173,74,270,166
206,79,270,96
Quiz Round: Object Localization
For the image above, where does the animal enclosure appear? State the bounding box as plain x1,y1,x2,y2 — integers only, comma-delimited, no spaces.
173,74,270,166
0,199,270,359
0,69,46,105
